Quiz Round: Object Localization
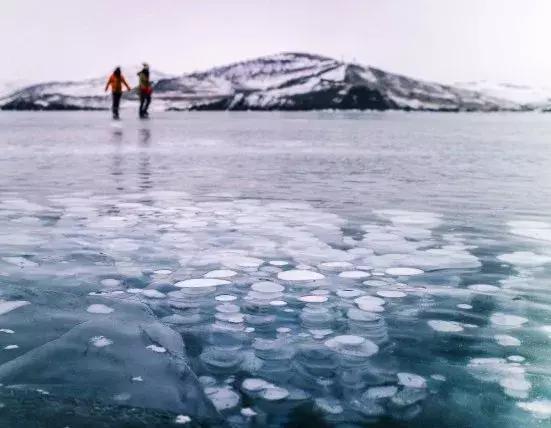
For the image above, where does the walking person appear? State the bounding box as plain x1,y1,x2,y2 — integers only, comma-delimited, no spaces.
105,67,131,120
138,63,153,118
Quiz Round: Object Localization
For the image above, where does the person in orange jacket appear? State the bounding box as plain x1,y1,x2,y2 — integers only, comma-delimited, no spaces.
105,67,131,119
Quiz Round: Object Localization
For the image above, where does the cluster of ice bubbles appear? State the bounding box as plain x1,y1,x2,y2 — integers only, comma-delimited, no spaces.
0,194,550,424
159,261,435,425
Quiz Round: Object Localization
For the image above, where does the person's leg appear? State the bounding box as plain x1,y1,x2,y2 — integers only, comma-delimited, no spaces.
139,92,145,117
143,95,151,116
112,92,121,119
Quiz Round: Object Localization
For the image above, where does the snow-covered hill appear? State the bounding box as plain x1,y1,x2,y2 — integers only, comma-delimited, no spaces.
0,79,30,98
0,54,527,112
455,81,551,110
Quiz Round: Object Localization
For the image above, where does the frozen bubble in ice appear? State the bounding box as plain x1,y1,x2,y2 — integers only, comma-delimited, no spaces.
241,408,257,417
200,348,243,370
0,301,30,316
175,415,191,424
497,251,551,267
457,304,473,310
251,281,284,293
259,386,289,401
397,372,427,388
132,376,143,382
318,261,354,271
142,289,166,299
175,278,231,288
391,388,427,407
287,387,310,401
146,344,166,353
100,278,121,287
204,270,238,279
517,400,551,418
431,374,446,382
113,392,131,402
339,270,371,279
315,398,344,414
90,336,113,347
311,289,330,296
310,329,334,339
354,295,385,306
363,279,389,287
153,269,172,275
376,290,406,298
385,267,424,276
495,335,521,347
428,320,464,332
353,398,386,416
500,377,531,392
336,289,365,298
269,300,287,307
86,304,114,314
469,357,507,368
299,295,328,303
215,303,240,313
127,288,143,294
4,345,18,350
365,386,398,399
199,376,217,387
326,335,363,346
242,378,272,392
223,256,264,268
325,335,379,357
215,294,237,302
347,308,381,322
507,355,525,362
356,302,385,313
215,313,245,324
468,284,500,293
0,329,14,334
277,327,292,334
372,272,385,276
278,270,325,281
490,313,528,327
205,386,240,411
354,295,385,312
296,264,313,270
269,260,289,266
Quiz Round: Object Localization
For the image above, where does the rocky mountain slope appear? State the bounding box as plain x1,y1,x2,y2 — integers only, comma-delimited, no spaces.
0,53,527,112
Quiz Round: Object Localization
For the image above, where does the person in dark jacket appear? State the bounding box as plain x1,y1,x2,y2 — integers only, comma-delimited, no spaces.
137,63,152,118
105,67,131,119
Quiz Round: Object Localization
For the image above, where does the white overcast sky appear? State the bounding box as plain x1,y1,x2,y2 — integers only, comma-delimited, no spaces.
2,0,551,85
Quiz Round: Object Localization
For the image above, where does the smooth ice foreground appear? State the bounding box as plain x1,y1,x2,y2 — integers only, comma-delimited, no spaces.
0,113,550,427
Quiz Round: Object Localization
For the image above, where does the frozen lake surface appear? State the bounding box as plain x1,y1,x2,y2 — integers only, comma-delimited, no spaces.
0,111,550,427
